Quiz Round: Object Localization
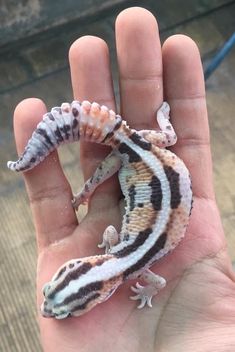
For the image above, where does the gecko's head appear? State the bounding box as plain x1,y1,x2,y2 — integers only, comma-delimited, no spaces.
41,255,121,319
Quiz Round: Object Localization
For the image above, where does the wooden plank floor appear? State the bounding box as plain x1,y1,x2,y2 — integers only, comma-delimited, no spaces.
0,2,234,350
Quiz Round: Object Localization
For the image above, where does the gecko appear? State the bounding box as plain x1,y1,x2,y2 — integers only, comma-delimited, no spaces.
7,100,193,319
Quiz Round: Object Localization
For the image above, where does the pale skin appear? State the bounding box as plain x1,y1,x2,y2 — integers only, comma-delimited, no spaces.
12,7,235,352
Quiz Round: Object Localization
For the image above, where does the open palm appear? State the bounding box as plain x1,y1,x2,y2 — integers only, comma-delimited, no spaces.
13,7,235,352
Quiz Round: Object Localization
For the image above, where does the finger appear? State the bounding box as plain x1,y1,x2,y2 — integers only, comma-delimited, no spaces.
69,36,121,216
13,98,78,250
69,36,116,180
116,7,163,129
162,35,214,200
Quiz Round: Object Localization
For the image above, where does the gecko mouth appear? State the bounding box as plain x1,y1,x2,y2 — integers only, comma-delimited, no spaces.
41,299,72,319
40,298,58,318
41,301,54,318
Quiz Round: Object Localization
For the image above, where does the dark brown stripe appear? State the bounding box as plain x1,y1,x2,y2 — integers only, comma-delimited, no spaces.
53,266,67,281
48,112,55,120
123,232,167,279
72,118,80,140
113,116,122,131
72,107,79,117
115,228,152,258
129,132,151,150
54,126,64,143
30,157,36,163
61,124,71,140
149,175,163,211
57,281,103,307
70,293,100,313
101,131,114,143
47,262,92,299
72,118,78,129
164,166,181,209
119,143,141,163
128,184,136,211
36,128,54,147
101,117,122,143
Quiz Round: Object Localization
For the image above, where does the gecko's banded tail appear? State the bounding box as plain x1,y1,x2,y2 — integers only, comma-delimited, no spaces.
7,101,81,172
7,100,122,172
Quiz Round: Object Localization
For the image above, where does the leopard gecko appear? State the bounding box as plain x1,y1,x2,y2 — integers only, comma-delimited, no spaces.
7,100,193,319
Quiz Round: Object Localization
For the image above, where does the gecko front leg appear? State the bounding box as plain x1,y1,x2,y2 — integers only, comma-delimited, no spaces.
130,269,166,308
98,225,119,253
139,101,177,148
72,152,121,210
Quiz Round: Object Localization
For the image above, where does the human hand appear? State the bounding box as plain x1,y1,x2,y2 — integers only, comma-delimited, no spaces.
12,7,235,352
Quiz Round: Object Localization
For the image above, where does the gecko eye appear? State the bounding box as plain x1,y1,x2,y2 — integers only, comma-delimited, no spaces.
42,283,51,297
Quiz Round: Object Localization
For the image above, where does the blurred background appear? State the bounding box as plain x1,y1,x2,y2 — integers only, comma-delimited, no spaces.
0,0,234,350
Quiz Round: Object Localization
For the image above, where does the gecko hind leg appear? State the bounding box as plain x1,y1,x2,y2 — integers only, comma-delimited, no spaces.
72,152,121,210
130,269,166,308
98,225,119,253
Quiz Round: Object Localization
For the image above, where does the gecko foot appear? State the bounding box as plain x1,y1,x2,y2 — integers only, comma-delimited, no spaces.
130,282,155,308
130,270,166,309
159,101,170,119
72,194,88,211
98,225,119,253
